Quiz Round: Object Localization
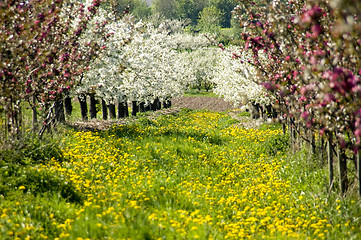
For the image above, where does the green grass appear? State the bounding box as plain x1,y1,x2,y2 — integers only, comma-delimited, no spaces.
184,88,218,98
0,109,360,239
237,111,251,117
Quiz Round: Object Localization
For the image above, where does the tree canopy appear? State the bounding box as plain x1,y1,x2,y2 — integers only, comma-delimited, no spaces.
150,0,237,28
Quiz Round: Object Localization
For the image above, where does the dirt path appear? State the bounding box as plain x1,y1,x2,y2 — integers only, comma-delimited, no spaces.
172,96,237,112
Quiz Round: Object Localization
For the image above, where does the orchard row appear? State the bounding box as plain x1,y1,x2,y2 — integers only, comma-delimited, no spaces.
1,1,268,137
1,0,361,195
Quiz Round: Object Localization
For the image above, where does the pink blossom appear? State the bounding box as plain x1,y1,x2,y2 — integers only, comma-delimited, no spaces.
262,82,274,90
311,24,322,37
310,56,317,65
298,96,307,102
300,87,307,95
301,111,309,119
355,129,361,137
324,94,335,103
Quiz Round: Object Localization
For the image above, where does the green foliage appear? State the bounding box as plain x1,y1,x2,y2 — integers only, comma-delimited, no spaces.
184,88,218,97
218,27,234,45
209,0,237,28
237,111,251,117
175,0,204,25
137,116,158,126
0,130,82,206
231,16,243,39
197,5,223,34
104,0,151,19
0,132,64,165
151,0,177,19
132,0,151,19
261,132,289,156
0,165,83,204
280,145,361,239
150,0,237,29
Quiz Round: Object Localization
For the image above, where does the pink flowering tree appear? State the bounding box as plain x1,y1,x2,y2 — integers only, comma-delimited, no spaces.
233,0,361,194
0,0,106,140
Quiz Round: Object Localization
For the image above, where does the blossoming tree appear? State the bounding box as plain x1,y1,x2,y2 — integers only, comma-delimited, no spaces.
211,45,271,112
0,0,105,139
77,18,216,118
233,0,361,195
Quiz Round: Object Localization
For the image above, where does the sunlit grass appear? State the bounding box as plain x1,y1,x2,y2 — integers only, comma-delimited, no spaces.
184,88,218,98
0,109,360,239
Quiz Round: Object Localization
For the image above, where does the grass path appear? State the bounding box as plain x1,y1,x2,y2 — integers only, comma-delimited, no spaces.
1,109,360,239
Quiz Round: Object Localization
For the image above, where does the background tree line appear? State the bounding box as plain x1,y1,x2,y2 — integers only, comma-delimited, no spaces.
111,0,238,32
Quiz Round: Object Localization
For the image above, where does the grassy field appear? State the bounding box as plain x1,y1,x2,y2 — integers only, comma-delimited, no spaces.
183,89,218,98
1,109,361,239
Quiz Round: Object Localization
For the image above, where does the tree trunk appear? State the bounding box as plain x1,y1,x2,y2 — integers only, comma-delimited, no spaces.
163,99,172,109
272,107,278,119
327,134,334,190
64,96,72,116
250,102,260,119
108,102,116,119
156,98,161,110
289,118,296,152
320,136,325,165
357,151,361,197
265,104,272,119
32,96,38,131
16,104,23,137
124,101,129,117
118,101,126,118
309,130,316,164
139,102,145,112
78,94,88,121
89,94,97,119
9,102,23,136
102,99,108,120
132,101,138,116
55,100,65,123
338,147,348,195
151,100,157,111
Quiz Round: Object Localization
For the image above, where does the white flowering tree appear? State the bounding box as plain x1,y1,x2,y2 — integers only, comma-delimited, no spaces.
166,32,217,51
74,12,138,119
76,17,207,118
211,46,272,116
181,47,219,91
120,23,187,110
74,13,231,119
120,26,220,113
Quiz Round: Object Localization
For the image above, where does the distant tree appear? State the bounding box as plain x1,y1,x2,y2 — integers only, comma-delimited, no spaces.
151,0,176,19
175,0,208,25
132,0,151,19
107,0,133,17
210,0,237,28
106,0,151,19
197,6,223,34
